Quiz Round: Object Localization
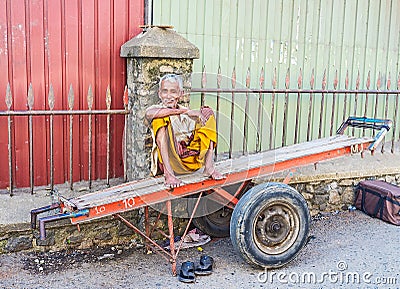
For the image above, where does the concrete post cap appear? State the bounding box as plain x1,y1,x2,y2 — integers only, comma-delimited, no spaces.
120,26,199,59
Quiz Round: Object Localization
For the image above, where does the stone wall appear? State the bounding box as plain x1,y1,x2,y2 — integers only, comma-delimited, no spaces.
290,174,400,216
1,208,188,253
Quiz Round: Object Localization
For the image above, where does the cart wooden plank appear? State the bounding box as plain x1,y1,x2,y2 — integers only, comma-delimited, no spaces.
70,135,372,214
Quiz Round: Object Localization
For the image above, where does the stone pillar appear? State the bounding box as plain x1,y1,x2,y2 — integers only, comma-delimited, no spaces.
120,27,199,181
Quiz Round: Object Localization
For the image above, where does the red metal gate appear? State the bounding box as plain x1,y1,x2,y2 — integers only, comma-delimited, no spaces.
0,0,144,189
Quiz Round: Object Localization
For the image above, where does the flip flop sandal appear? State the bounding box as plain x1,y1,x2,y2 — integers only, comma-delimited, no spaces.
194,255,214,276
177,261,196,283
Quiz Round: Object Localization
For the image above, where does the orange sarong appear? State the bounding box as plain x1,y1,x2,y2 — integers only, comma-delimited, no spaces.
150,107,217,176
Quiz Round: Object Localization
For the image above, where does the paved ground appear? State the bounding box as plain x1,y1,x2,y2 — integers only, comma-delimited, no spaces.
0,210,399,289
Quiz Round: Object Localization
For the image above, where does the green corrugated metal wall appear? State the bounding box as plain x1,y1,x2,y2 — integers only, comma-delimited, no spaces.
153,0,400,153
154,0,399,88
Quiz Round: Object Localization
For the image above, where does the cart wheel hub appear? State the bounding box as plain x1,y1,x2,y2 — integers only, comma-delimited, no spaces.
270,221,282,232
254,202,300,255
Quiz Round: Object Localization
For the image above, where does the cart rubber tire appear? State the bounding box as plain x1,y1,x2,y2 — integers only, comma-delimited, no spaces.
187,195,232,238
230,182,310,268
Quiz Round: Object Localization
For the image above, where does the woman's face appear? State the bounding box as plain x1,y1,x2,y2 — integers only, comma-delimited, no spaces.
159,80,182,108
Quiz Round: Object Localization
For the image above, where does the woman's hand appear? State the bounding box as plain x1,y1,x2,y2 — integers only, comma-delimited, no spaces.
183,109,206,124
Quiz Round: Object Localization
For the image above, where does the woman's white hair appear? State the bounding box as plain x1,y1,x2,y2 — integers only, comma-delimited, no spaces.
159,74,183,90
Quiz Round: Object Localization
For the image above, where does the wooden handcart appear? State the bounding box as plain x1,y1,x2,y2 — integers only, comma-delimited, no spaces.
31,117,391,275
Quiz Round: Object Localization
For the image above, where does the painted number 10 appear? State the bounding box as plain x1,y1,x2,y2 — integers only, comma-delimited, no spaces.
94,206,106,215
123,198,135,209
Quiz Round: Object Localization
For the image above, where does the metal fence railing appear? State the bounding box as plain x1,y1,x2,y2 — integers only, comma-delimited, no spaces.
0,84,129,196
2,67,400,196
191,66,399,160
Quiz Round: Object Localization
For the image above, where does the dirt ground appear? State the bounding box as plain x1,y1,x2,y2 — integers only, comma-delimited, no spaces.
0,210,399,289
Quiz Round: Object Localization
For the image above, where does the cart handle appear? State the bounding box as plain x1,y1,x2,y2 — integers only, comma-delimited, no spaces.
336,117,392,151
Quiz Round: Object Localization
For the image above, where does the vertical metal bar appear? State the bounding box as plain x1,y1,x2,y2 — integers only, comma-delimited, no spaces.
318,70,326,139
363,71,371,137
282,69,289,147
6,83,13,196
68,84,74,190
343,71,349,122
123,86,129,182
374,73,381,121
330,70,338,136
307,69,315,141
353,72,361,136
294,69,302,144
28,84,34,194
87,85,93,189
392,74,400,153
215,67,221,160
166,200,176,276
201,65,206,107
229,68,236,158
106,85,112,186
175,192,203,257
256,68,264,152
382,75,390,153
243,68,250,154
144,205,150,251
48,85,55,191
270,68,277,149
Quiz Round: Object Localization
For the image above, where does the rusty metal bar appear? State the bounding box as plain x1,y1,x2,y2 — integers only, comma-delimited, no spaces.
294,69,302,144
0,109,128,116
144,205,152,252
256,68,264,152
6,83,13,196
123,86,129,182
229,68,236,158
49,85,55,190
374,73,381,121
282,69,290,147
175,191,203,257
243,68,250,154
270,68,277,149
393,75,400,153
382,76,390,153
68,84,74,190
191,88,400,95
155,228,170,239
353,72,361,137
115,214,172,261
216,68,221,159
363,72,371,137
166,200,177,276
149,207,165,238
88,86,93,189
28,84,34,194
373,75,381,141
343,71,349,123
106,86,111,186
307,69,314,141
318,70,326,139
330,71,338,136
201,66,206,107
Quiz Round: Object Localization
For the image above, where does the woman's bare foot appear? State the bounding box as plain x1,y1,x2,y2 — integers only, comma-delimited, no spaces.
204,168,226,180
164,174,183,188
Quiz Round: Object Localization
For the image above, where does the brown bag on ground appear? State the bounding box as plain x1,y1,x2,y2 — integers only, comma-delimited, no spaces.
354,180,400,225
